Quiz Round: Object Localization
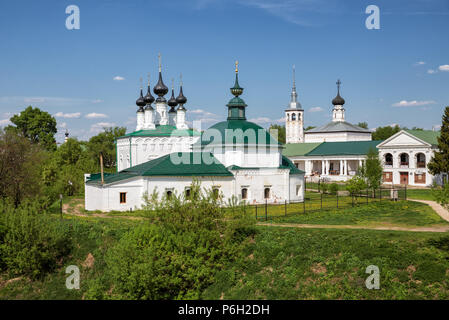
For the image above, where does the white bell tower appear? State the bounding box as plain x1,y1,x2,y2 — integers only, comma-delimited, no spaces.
332,79,346,122
285,65,304,144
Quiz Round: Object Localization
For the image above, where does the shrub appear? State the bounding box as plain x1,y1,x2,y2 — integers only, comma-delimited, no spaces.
431,183,449,209
105,181,255,299
346,176,368,195
0,201,73,278
329,183,339,195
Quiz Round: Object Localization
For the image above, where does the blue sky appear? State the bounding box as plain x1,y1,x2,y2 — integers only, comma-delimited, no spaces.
0,0,448,143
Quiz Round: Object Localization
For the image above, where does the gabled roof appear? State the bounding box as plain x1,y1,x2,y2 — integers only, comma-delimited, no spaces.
118,125,200,139
305,140,383,156
405,129,440,146
283,142,322,157
305,121,371,134
86,152,233,186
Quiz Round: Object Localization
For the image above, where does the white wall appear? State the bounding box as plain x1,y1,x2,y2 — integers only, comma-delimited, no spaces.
304,131,372,143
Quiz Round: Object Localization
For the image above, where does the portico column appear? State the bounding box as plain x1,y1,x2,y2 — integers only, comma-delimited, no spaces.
340,160,343,176
326,160,330,175
344,160,348,176
321,160,324,175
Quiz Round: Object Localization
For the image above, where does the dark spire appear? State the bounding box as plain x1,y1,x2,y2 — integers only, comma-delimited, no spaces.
136,77,145,112
144,73,155,109
153,53,168,102
226,61,247,121
176,73,187,110
332,79,345,106
168,78,178,113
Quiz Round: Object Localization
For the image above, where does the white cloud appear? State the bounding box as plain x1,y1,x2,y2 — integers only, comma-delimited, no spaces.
439,65,449,72
91,99,104,104
248,117,272,124
113,76,125,81
392,100,436,107
414,61,426,66
90,122,116,133
54,112,81,118
85,112,108,119
309,107,323,112
190,109,217,117
0,118,11,126
58,122,67,129
427,69,437,74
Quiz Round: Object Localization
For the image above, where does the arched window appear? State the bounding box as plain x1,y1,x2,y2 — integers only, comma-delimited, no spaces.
292,113,296,121
416,153,426,168
297,113,301,121
385,153,393,166
212,188,219,199
166,190,172,199
264,188,271,199
400,153,409,166
241,188,248,200
185,188,191,198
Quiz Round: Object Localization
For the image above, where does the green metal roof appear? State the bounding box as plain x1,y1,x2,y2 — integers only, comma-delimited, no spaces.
405,130,440,146
306,121,371,134
118,125,200,138
198,120,281,147
305,140,384,156
86,152,233,186
282,142,322,157
227,156,305,175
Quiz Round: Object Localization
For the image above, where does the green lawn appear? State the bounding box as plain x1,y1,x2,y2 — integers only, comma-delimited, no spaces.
271,200,449,228
203,226,449,299
406,188,434,201
306,182,347,191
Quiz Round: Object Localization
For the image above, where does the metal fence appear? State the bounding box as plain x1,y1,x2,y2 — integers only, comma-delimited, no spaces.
248,186,407,222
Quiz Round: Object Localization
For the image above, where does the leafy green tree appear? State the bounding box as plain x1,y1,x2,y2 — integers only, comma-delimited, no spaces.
372,125,401,141
269,124,285,144
357,122,368,129
346,175,368,195
428,106,449,179
0,129,45,207
6,106,57,151
359,148,383,190
305,126,316,131
87,127,126,170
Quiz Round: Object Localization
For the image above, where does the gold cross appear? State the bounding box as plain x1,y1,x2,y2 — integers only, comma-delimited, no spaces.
235,60,239,73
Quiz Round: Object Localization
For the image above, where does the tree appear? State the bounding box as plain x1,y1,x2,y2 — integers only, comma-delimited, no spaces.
268,124,285,144
5,106,57,151
305,126,316,131
357,122,368,129
0,129,45,207
372,125,400,141
87,127,126,170
346,175,368,196
359,148,383,190
428,106,449,178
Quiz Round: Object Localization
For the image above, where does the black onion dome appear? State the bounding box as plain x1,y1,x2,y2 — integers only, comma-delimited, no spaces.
153,72,169,99
332,93,345,106
176,86,187,105
168,89,178,107
144,85,155,105
136,89,145,111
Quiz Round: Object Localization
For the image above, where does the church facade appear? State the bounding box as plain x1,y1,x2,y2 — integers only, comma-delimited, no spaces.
85,62,304,212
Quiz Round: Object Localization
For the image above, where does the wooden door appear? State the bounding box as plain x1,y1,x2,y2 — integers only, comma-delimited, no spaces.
400,172,409,185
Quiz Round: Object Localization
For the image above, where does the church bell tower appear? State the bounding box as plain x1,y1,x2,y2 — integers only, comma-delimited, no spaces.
285,65,304,144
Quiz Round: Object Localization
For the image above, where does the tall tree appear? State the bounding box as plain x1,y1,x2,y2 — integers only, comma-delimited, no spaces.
268,124,286,144
6,106,57,151
428,106,449,177
357,122,368,129
0,129,45,207
359,148,383,190
372,125,401,141
87,127,126,170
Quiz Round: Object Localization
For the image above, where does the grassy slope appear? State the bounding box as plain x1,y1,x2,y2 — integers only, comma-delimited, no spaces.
406,189,434,201
271,201,449,228
203,226,449,300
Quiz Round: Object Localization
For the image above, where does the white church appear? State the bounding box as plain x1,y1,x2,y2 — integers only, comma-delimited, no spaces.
85,61,304,212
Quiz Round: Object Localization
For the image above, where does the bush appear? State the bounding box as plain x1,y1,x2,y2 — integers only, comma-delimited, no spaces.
0,201,73,278
431,183,449,209
329,183,339,195
105,181,255,299
346,176,368,195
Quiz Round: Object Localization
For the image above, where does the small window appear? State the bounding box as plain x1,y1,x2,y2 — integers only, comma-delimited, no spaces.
241,188,248,200
120,192,126,204
166,190,173,199
264,188,271,199
296,185,301,196
292,113,296,121
212,188,219,199
185,188,191,198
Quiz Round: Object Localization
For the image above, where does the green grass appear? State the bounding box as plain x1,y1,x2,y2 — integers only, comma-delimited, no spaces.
306,182,347,191
270,200,449,228
406,189,434,201
202,226,449,299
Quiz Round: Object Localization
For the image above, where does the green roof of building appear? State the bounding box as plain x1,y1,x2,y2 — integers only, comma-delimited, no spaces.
405,129,440,146
282,142,322,157
198,120,281,147
306,121,371,134
118,125,200,139
305,140,384,156
86,152,233,186
227,156,304,175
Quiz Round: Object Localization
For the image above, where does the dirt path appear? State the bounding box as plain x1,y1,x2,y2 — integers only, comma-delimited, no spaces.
257,222,449,233
409,199,449,222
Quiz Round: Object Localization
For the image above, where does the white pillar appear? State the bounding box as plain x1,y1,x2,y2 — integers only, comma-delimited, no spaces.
344,160,348,176
321,160,324,175
339,160,343,176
